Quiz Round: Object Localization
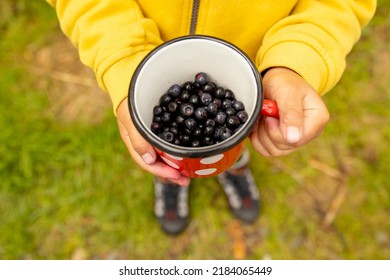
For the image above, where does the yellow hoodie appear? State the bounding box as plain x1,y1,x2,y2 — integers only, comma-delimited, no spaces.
46,0,376,112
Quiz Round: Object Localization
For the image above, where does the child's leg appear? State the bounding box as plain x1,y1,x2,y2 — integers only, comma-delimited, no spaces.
153,176,190,235
218,149,260,223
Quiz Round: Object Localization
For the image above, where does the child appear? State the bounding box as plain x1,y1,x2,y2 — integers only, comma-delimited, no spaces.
46,0,376,234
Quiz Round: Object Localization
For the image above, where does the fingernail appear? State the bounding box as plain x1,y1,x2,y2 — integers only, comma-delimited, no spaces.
286,126,301,143
141,153,155,165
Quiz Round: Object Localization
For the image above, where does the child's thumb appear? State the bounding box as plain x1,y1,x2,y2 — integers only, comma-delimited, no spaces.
279,99,304,144
129,130,157,165
116,98,157,165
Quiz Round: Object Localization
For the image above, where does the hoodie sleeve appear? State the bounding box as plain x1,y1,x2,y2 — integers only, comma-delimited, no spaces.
257,0,376,95
46,0,164,112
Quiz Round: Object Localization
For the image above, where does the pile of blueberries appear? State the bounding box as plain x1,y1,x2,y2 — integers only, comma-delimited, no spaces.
150,72,249,147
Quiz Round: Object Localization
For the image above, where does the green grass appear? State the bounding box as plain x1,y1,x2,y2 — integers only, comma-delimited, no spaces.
0,0,389,260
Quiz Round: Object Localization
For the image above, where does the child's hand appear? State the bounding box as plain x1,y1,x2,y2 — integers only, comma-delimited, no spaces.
250,67,329,157
116,98,190,186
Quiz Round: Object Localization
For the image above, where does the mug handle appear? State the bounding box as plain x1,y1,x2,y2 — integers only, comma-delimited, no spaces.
261,99,279,119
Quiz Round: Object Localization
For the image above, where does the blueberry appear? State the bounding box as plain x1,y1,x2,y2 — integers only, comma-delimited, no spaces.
153,105,164,116
185,118,197,131
215,111,227,125
150,122,161,133
180,90,191,101
161,131,174,143
189,94,199,105
180,103,194,117
195,72,208,85
153,115,162,123
212,98,222,108
203,125,214,136
207,102,218,115
173,138,181,146
236,111,248,123
222,99,233,109
184,128,192,135
227,116,240,128
168,84,181,97
180,134,190,145
205,119,216,127
161,112,171,123
193,127,203,137
195,107,208,121
182,81,195,92
214,127,224,139
191,139,201,147
233,101,245,111
167,101,179,113
200,92,213,105
215,87,225,98
170,126,179,135
224,89,235,99
225,107,236,116
159,93,172,105
202,137,213,146
202,82,216,93
220,127,233,141
176,115,186,125
192,82,202,90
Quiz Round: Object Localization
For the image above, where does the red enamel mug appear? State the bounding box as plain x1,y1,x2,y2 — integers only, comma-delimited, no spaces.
128,35,279,178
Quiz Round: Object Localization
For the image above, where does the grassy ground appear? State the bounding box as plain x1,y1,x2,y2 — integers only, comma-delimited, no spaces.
0,1,389,260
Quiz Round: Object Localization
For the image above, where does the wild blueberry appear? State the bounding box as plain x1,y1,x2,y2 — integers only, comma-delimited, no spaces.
233,101,245,111
225,107,236,116
176,115,185,125
200,92,212,105
183,81,195,92
167,101,179,113
220,127,233,141
195,72,208,85
215,87,225,98
168,84,181,97
150,122,161,133
153,105,164,116
224,89,235,99
195,107,208,121
153,115,161,123
236,111,249,123
227,116,240,128
202,137,213,146
180,90,191,101
207,102,218,115
203,82,216,93
204,125,214,136
185,118,197,131
161,112,171,123
161,131,174,143
180,103,194,117
189,94,199,105
170,126,179,135
191,139,201,147
212,98,222,108
159,93,172,105
180,134,190,145
205,119,216,127
193,127,203,137
222,99,233,109
215,111,227,125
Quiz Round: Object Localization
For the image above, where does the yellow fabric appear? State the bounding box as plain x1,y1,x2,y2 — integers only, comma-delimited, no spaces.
46,0,376,113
